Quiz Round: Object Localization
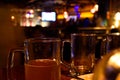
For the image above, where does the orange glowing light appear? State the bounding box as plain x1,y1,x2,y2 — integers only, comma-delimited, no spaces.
57,14,64,19
64,11,68,19
11,16,15,20
108,53,120,68
91,9,96,13
80,12,94,18
29,9,34,13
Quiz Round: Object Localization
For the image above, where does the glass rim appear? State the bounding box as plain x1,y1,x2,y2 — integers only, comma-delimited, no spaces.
24,37,61,43
108,32,120,36
71,33,97,36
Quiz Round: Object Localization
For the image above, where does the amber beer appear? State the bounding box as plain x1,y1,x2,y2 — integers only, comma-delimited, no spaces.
71,33,96,74
25,59,60,80
7,38,61,80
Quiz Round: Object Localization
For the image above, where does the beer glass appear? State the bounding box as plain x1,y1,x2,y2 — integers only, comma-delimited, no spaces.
71,33,97,75
7,37,61,80
107,33,120,52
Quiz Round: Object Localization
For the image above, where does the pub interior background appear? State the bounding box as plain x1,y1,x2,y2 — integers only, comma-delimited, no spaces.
0,0,120,70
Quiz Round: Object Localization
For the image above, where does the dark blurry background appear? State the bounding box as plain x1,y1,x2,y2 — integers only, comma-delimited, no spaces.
0,0,119,69
0,4,26,68
0,0,97,68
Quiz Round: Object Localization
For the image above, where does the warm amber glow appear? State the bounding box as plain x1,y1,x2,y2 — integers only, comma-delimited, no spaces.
91,4,98,13
57,14,64,19
91,9,96,13
11,16,15,20
40,22,50,27
111,25,116,29
29,9,34,14
116,73,120,80
80,12,94,18
114,20,119,27
115,12,120,20
57,11,68,20
25,13,30,18
113,12,120,27
64,11,68,19
108,53,120,68
94,4,98,11
29,14,34,18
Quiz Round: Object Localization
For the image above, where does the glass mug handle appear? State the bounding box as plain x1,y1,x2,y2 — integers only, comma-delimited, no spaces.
61,39,71,63
7,48,24,80
61,39,80,77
